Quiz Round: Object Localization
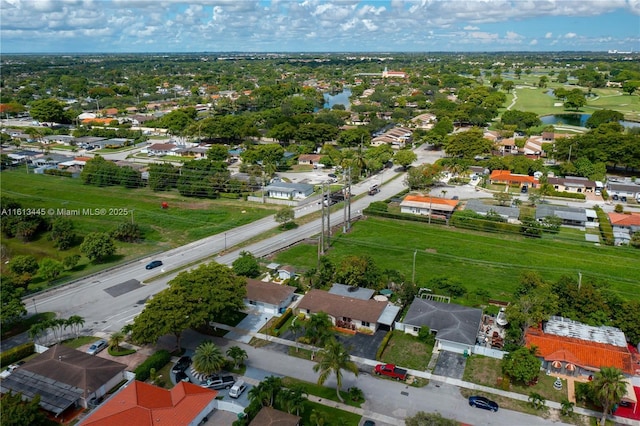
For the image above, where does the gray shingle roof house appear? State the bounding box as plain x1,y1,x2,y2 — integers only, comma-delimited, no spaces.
403,298,482,354
464,199,520,223
250,406,301,426
264,182,314,200
0,345,127,416
535,204,588,226
328,283,375,301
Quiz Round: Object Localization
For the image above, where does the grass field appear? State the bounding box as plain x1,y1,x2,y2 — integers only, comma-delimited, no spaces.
274,217,640,304
1,169,278,289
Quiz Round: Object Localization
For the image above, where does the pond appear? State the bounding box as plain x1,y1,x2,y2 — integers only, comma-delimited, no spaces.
323,88,351,110
540,114,640,128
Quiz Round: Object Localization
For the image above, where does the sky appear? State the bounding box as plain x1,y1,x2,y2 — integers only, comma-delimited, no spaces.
1,0,639,53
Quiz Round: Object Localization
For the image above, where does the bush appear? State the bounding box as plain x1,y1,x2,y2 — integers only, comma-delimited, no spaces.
271,309,293,335
44,169,73,177
108,347,136,356
594,206,614,245
1,342,34,368
375,331,393,360
134,349,171,382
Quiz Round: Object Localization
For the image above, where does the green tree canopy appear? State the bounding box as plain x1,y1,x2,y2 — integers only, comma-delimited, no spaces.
193,341,226,376
29,99,67,123
394,149,417,170
443,127,493,158
1,392,47,426
501,346,541,384
131,262,246,348
80,232,116,263
232,251,261,278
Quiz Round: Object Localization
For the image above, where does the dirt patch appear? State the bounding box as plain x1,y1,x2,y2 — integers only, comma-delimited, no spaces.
425,248,437,254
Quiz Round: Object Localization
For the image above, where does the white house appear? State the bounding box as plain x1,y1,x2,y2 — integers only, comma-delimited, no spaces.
245,279,297,315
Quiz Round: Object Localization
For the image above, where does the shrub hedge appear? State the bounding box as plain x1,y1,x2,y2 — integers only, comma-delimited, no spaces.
363,208,447,225
595,206,614,245
134,349,171,382
375,331,393,361
272,308,293,336
44,169,73,177
1,342,34,368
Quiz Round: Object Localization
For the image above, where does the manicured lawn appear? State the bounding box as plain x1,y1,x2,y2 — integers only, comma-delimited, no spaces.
274,217,639,303
379,330,433,371
283,377,363,408
62,335,101,349
299,400,362,426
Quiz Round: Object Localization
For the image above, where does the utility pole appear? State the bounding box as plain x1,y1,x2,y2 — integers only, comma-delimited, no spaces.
326,183,330,249
320,183,325,256
346,167,352,230
412,250,417,284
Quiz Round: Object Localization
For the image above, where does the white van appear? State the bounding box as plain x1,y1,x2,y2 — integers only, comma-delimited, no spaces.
229,380,246,398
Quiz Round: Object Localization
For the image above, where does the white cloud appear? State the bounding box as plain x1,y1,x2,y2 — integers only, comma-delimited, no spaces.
530,39,538,45
565,32,577,38
505,31,524,40
545,32,553,38
464,25,480,30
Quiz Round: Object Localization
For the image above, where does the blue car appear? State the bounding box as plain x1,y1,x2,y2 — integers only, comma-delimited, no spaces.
469,395,499,412
145,260,163,270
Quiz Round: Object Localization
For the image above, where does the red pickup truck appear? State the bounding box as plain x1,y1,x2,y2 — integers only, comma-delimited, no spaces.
374,363,408,381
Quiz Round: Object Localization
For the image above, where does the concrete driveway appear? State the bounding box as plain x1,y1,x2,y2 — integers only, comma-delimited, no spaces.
335,329,388,360
432,351,467,380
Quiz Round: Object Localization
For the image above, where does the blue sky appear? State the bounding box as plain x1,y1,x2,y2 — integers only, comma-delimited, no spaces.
1,0,638,53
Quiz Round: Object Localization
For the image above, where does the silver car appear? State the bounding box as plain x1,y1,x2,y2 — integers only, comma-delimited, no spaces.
87,339,108,355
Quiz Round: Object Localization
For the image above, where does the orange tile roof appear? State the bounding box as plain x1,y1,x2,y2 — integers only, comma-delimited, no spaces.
402,194,459,207
608,212,640,227
489,169,538,185
525,328,635,374
82,118,114,125
81,381,217,426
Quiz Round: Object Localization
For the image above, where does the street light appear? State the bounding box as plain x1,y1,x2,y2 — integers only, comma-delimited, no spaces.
32,298,37,315
224,232,227,251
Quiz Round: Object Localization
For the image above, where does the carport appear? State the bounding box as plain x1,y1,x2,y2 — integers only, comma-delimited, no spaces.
377,304,401,331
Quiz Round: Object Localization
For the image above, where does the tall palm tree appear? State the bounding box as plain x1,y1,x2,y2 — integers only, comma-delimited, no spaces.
312,338,359,403
28,322,46,345
192,341,226,377
593,367,627,425
560,398,574,417
248,376,283,407
65,315,85,339
289,319,303,352
226,346,248,369
305,312,333,347
109,331,125,350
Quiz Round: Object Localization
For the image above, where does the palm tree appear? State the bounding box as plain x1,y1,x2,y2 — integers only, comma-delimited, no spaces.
309,409,327,426
28,322,46,345
47,318,66,343
289,319,303,352
192,341,226,377
109,331,125,350
528,392,546,410
226,346,248,369
305,312,333,347
560,398,574,417
275,386,307,416
593,366,627,425
65,315,85,339
348,386,364,402
249,376,283,407
312,338,359,403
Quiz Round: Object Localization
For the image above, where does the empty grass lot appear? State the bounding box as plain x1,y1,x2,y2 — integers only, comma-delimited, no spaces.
274,217,640,303
1,169,277,249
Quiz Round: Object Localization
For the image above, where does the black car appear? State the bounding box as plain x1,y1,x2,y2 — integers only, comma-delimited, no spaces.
171,356,191,374
145,260,163,270
174,371,190,383
468,395,499,412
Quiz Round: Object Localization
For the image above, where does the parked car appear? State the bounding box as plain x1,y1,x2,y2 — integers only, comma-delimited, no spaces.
229,380,247,398
201,375,235,390
171,356,191,374
87,339,108,355
145,260,163,270
468,395,499,412
175,371,190,383
363,421,376,426
374,363,407,381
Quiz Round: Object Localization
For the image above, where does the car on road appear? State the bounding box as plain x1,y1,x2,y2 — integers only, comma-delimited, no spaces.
363,421,376,426
87,339,108,355
145,260,163,270
171,356,191,374
468,395,499,412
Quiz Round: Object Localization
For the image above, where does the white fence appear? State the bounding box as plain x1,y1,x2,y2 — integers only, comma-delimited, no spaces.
473,345,506,359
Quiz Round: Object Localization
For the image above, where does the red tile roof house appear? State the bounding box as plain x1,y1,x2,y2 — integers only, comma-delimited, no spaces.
245,279,297,315
250,406,301,426
399,195,459,219
525,316,636,378
296,289,389,334
0,345,127,419
608,212,640,233
489,170,539,189
79,380,217,426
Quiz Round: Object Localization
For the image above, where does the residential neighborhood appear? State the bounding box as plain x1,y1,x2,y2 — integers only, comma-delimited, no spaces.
1,47,640,426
